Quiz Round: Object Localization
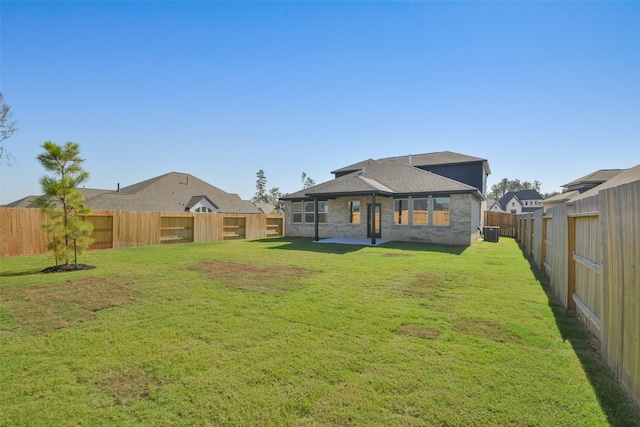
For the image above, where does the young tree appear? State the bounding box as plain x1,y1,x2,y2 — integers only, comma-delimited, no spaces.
252,170,285,205
37,141,94,266
301,172,315,189
268,187,283,205
0,92,18,165
252,169,269,203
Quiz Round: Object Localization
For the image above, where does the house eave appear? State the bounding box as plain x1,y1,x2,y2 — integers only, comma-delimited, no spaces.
306,190,394,199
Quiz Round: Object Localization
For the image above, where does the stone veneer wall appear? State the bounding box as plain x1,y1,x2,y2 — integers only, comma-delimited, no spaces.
283,193,480,246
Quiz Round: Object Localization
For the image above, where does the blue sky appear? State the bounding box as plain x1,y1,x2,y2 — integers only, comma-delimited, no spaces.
1,1,639,205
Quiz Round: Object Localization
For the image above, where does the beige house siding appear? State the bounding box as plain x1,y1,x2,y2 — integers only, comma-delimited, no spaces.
284,193,479,246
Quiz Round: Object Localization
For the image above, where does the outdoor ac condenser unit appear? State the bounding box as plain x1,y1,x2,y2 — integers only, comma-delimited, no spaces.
483,226,500,243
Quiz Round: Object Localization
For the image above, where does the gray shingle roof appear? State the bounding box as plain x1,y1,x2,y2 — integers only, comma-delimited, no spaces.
569,164,639,203
331,151,490,175
562,169,624,189
542,190,580,204
282,160,482,200
4,172,260,214
85,172,260,213
3,188,111,208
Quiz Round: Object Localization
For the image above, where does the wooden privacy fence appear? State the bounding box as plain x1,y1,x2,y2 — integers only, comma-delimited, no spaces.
0,208,284,257
484,211,517,237
516,180,640,405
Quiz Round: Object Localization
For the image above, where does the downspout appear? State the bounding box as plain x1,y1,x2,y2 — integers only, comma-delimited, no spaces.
314,198,319,242
371,193,377,245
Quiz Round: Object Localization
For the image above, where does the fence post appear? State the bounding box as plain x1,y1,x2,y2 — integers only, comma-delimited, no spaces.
540,216,547,270
567,215,576,310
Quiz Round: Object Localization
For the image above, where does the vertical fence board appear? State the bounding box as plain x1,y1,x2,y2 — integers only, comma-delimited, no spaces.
484,211,517,237
532,209,543,267
1,208,284,256
601,181,640,404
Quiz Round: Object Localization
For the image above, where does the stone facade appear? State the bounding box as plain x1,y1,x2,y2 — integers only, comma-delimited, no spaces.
283,193,481,246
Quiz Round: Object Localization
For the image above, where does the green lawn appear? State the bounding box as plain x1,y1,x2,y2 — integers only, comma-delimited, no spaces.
1,237,638,426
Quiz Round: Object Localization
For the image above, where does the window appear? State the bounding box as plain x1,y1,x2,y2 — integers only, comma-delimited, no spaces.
194,207,212,213
348,201,360,224
292,202,303,223
292,200,328,224
433,197,450,225
412,199,428,224
304,201,315,223
317,201,328,223
394,199,409,224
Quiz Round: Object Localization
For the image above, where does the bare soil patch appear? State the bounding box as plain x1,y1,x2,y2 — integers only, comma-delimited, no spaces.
191,261,315,296
100,368,166,405
1,277,139,333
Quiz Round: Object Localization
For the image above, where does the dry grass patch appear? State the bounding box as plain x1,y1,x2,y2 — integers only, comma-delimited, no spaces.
191,261,316,296
100,368,166,405
403,271,466,300
1,277,139,333
396,324,440,340
454,317,520,344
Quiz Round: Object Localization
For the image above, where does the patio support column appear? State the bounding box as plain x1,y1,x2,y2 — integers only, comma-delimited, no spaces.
313,198,319,242
371,193,377,245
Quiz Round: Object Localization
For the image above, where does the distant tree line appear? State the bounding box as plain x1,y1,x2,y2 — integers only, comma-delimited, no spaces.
490,178,559,200
252,170,315,205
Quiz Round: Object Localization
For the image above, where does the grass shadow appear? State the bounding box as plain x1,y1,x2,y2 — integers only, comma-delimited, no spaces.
0,268,46,278
253,237,467,256
522,247,640,426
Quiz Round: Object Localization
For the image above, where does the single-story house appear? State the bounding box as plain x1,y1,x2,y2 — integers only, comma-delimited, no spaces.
280,152,489,246
4,172,261,214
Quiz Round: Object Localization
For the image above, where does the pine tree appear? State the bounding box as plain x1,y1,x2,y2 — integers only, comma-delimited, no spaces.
37,141,94,266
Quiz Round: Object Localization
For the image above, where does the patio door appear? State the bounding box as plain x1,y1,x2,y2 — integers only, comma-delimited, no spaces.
367,204,381,238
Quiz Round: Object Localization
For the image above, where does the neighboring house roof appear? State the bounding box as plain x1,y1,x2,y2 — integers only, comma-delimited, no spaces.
331,151,491,176
282,159,483,200
3,195,41,208
497,190,543,211
4,172,260,214
542,190,580,205
521,206,542,213
253,202,277,214
487,200,502,211
85,172,260,213
562,169,624,191
569,164,640,203
3,188,111,208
